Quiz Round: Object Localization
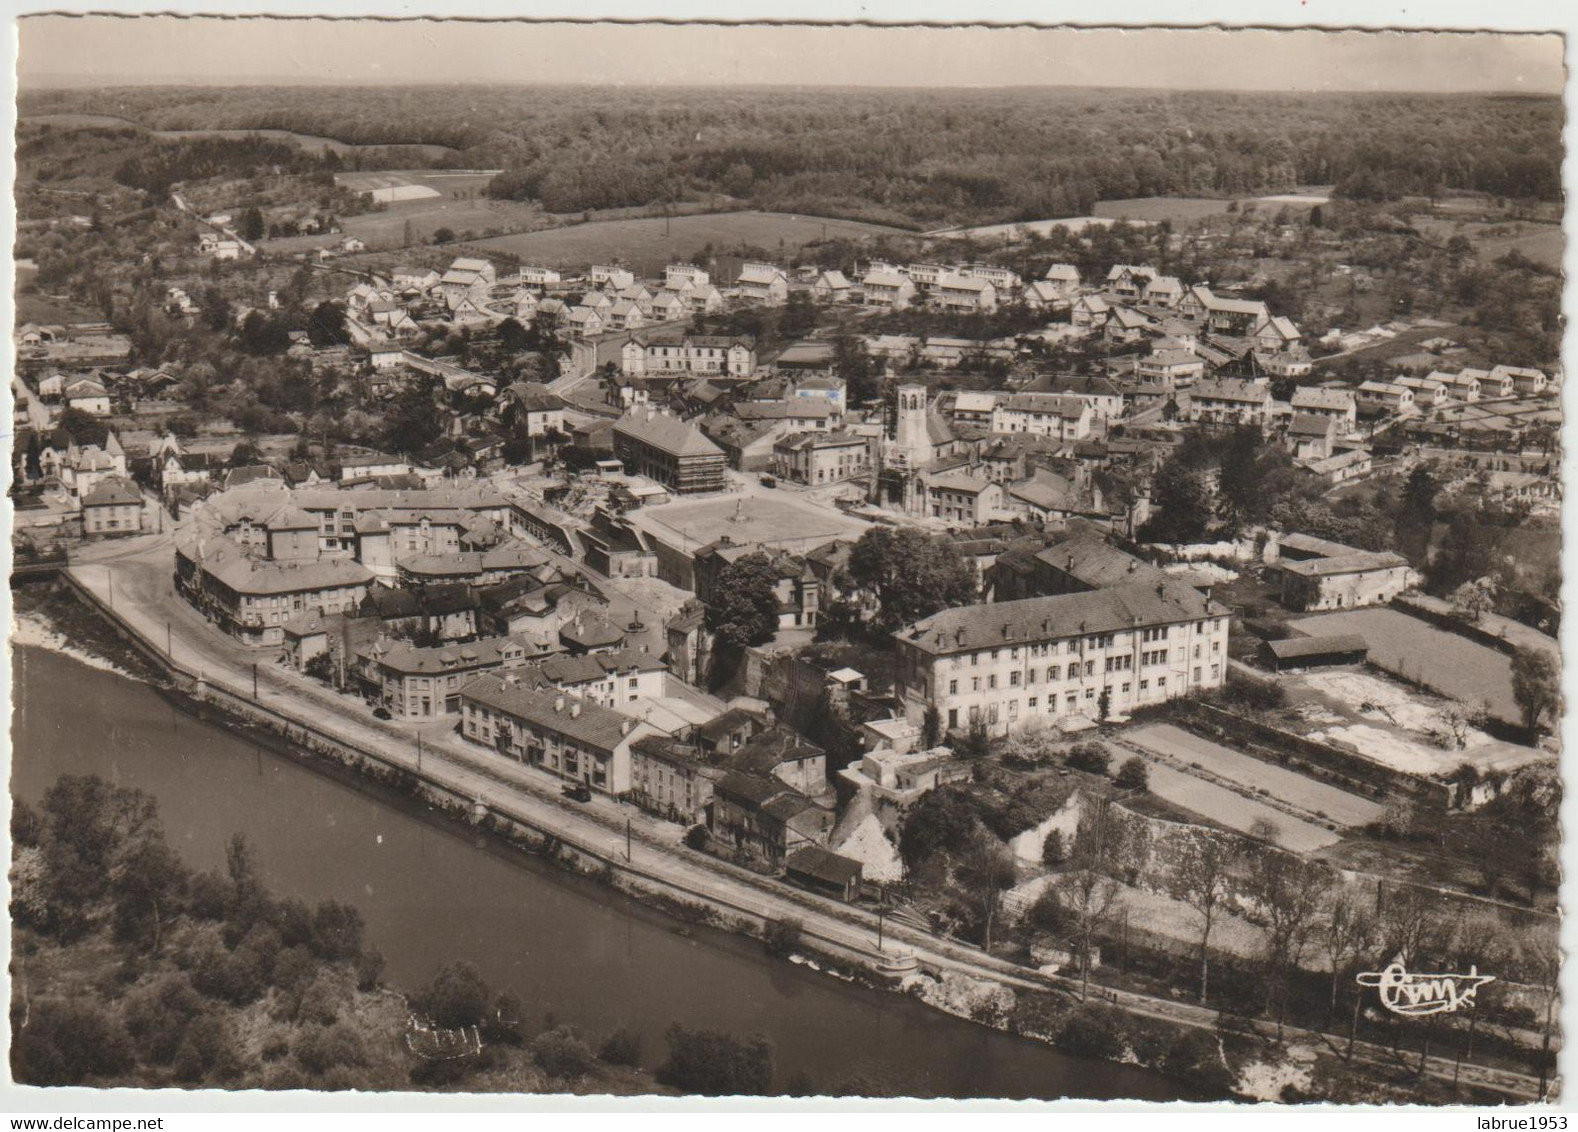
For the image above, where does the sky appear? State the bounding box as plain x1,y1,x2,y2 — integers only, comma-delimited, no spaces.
15,16,1567,94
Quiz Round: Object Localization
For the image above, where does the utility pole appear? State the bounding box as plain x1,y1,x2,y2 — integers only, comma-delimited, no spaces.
626,818,632,862
417,734,423,773
166,621,172,659
252,663,259,700
877,906,887,952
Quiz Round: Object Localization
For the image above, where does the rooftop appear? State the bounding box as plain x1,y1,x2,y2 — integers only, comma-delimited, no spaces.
461,672,647,755
899,578,1223,657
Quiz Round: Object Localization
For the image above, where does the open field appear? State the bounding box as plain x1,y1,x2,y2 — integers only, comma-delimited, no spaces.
466,210,905,275
628,491,869,557
1292,607,1519,723
1413,217,1563,270
1126,723,1385,829
336,169,501,199
19,113,461,160
262,198,552,255
1094,198,1235,223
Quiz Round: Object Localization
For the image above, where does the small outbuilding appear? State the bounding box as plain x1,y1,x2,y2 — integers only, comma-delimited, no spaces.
1263,633,1369,672
784,845,864,903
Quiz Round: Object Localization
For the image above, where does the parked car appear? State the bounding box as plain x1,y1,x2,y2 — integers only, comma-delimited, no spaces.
372,706,393,720
562,782,593,803
760,473,777,488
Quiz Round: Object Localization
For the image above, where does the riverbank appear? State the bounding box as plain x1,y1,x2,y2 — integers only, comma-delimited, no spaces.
18,574,1542,1102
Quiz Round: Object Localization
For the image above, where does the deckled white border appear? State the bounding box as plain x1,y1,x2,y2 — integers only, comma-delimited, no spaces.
0,2,1572,1123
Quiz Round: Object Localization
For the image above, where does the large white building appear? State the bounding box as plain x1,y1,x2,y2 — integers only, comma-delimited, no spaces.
893,580,1230,736
620,333,756,378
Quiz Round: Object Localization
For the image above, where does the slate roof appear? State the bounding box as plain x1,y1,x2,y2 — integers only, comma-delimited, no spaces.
614,410,725,458
898,578,1224,657
460,672,644,755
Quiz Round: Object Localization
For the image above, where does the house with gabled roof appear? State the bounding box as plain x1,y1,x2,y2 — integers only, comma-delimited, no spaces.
736,262,790,305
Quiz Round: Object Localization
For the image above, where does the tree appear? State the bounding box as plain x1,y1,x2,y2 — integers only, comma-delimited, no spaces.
1510,648,1558,736
236,206,265,242
1169,836,1237,1004
832,333,879,405
845,527,976,631
496,317,530,353
897,786,978,872
598,1028,643,1068
959,830,1017,951
415,961,492,1029
11,1001,135,1086
704,552,782,650
307,301,348,347
921,705,941,750
656,1024,775,1096
1450,576,1498,623
1065,742,1111,776
1140,460,1214,544
433,227,455,244
237,311,290,356
382,375,445,455
1317,889,1376,1020
1244,847,1331,1034
1114,756,1148,792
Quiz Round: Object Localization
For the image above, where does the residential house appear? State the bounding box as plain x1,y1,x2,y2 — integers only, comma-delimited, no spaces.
1488,365,1548,397
1042,263,1081,297
1142,275,1184,308
810,270,854,302
356,635,535,718
1290,386,1357,430
460,672,659,796
1105,265,1157,301
773,431,872,486
990,393,1094,441
175,536,374,647
1135,349,1205,388
628,736,723,824
1276,536,1412,612
1252,315,1303,353
1071,294,1109,328
1395,375,1449,409
1430,370,1481,403
622,333,756,378
932,273,997,313
1355,381,1416,417
709,771,833,865
590,265,635,291
860,269,916,310
923,470,1006,525
81,477,144,538
516,265,562,289
1285,413,1338,461
736,262,790,305
63,377,111,415
564,306,605,337
664,264,710,290
1185,379,1273,428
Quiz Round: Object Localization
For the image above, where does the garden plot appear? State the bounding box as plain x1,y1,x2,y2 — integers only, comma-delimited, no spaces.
1126,723,1384,829
1293,669,1542,778
1141,761,1339,853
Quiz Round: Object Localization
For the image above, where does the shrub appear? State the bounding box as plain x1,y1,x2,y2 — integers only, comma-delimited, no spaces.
762,917,803,958
598,1027,643,1068
414,961,491,1029
123,975,205,1065
1041,829,1066,867
1056,1005,1127,1061
1007,991,1067,1039
11,1000,135,1086
1065,743,1111,775
293,1023,367,1077
531,1025,596,1082
1163,1031,1236,1097
656,1024,775,1096
1114,757,1149,792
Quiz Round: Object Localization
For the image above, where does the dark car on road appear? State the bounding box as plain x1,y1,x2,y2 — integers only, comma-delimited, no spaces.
372,706,393,720
562,782,593,803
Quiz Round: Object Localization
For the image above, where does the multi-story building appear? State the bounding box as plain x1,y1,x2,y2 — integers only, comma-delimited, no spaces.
736,262,790,305
175,536,374,647
459,672,659,796
1290,386,1358,430
1355,380,1416,417
932,273,998,313
860,269,916,310
893,579,1230,735
772,430,872,486
620,333,756,378
612,408,728,494
1186,379,1273,428
665,264,711,290
509,648,668,709
629,735,722,824
989,393,1094,441
356,635,535,718
81,477,144,538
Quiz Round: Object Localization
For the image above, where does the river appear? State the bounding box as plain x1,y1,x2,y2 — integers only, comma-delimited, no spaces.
11,644,1181,1101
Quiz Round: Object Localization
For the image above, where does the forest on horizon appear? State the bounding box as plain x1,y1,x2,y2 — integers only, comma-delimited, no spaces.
19,84,1564,229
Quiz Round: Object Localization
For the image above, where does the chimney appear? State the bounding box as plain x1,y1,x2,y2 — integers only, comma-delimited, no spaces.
1002,621,1011,640
954,627,965,646
1156,582,1166,598
570,702,582,718
620,719,633,735
554,695,565,712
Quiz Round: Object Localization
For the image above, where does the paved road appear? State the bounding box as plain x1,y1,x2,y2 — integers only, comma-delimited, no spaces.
59,534,1549,1100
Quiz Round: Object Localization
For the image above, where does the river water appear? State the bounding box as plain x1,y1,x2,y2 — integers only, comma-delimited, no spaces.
11,644,1181,1101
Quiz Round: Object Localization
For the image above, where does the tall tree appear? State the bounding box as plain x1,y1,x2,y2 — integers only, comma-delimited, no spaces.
704,552,782,650
1510,648,1559,736
844,527,976,631
1244,848,1331,1036
1168,835,1237,1004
